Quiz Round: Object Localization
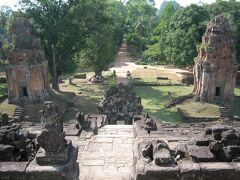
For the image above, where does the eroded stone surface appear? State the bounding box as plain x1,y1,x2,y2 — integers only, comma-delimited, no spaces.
98,84,143,125
78,125,134,180
5,17,49,104
193,15,238,104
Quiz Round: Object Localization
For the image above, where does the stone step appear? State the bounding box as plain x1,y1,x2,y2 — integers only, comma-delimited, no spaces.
219,107,233,119
83,173,133,180
95,134,135,138
101,125,134,129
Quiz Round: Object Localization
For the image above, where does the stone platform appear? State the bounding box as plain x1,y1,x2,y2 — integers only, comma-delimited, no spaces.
2,120,240,180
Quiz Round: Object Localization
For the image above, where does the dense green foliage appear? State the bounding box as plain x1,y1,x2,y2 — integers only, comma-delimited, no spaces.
125,0,158,54
17,0,125,88
142,0,240,67
1,0,240,76
74,0,125,76
0,5,12,64
143,2,178,64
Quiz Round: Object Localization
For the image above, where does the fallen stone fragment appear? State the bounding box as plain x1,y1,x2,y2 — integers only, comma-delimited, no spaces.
221,139,240,146
213,132,222,141
211,125,230,134
216,147,232,162
154,148,172,166
187,145,215,162
175,144,187,158
221,129,238,140
196,138,211,146
209,141,221,153
142,142,153,160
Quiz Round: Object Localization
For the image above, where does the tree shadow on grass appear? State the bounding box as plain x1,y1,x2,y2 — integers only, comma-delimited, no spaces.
133,84,193,124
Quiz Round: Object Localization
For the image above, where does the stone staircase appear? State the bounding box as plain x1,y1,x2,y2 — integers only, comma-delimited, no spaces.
79,125,135,180
219,106,233,120
12,106,24,122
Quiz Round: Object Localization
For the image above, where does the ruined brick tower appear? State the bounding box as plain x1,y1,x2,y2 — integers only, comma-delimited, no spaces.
5,18,49,104
193,15,238,104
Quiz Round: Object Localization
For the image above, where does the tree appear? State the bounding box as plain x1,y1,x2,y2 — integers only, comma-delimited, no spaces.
163,4,209,66
143,2,178,63
158,0,180,17
0,5,12,64
125,0,157,53
19,0,99,90
74,0,125,76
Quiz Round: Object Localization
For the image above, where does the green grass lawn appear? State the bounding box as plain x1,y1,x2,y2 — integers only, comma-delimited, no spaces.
0,83,7,98
61,76,116,121
235,85,240,96
178,99,220,117
133,79,240,123
133,85,193,123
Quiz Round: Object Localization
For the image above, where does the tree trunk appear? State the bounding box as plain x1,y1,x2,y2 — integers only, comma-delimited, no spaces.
94,69,102,77
51,44,59,91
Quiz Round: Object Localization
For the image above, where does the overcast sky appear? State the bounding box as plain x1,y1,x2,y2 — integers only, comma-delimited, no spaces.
0,0,216,10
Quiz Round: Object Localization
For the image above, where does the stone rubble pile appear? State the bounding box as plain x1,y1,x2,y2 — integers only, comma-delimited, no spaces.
0,113,36,162
142,140,174,166
176,124,240,162
98,83,143,124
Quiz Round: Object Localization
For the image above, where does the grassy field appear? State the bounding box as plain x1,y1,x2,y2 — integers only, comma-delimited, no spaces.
60,76,116,121
178,99,220,117
0,83,7,98
133,85,193,123
133,79,240,123
0,99,16,116
235,85,240,96
131,68,181,81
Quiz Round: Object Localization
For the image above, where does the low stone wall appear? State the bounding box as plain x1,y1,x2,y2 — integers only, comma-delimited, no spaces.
136,161,240,180
131,82,185,87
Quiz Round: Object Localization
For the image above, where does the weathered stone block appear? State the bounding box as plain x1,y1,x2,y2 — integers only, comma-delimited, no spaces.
221,130,238,140
36,145,70,165
187,145,215,162
195,138,210,146
175,144,187,158
221,139,240,146
142,142,153,160
178,160,200,180
0,145,14,161
209,141,221,153
154,148,172,166
200,162,235,180
145,164,179,180
0,162,28,180
26,145,78,180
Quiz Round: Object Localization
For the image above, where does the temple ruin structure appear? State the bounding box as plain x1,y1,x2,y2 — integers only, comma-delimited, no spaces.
193,15,238,104
98,83,143,125
5,18,49,104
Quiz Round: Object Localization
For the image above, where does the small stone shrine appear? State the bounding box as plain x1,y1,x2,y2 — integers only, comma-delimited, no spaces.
98,83,143,124
36,101,69,165
193,15,238,104
5,17,49,104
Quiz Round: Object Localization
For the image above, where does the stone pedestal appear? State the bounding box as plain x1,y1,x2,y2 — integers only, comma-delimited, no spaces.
36,140,71,165
26,145,79,180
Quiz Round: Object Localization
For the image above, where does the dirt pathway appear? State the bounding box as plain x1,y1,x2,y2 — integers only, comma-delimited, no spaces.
110,44,191,80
